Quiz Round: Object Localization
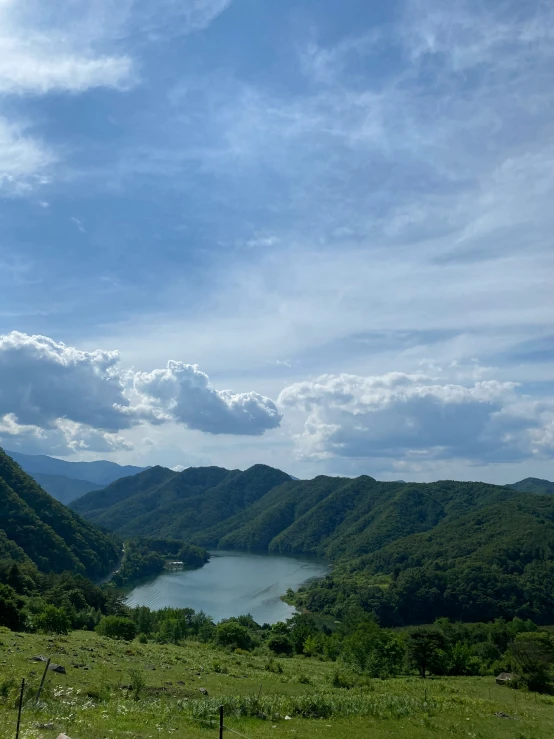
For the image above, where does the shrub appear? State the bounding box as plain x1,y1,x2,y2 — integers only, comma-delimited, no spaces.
128,667,145,700
138,632,148,644
268,633,294,656
215,621,253,651
34,605,71,635
96,615,137,641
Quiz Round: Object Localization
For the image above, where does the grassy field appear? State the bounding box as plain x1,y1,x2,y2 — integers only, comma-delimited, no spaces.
1,628,553,739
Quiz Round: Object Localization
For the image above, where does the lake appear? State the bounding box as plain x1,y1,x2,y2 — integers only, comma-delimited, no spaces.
125,550,329,624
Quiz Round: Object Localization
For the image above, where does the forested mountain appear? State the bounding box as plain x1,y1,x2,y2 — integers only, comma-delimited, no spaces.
72,465,292,539
508,477,554,495
31,473,103,505
73,465,554,624
0,448,119,578
7,449,147,486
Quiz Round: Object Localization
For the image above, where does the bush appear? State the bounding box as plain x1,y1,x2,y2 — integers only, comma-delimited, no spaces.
268,633,294,656
215,621,253,651
128,667,145,700
331,670,356,689
138,633,148,644
96,615,137,641
34,605,71,635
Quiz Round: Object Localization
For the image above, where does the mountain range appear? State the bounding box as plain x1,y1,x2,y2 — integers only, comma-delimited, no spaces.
6,449,148,504
71,464,554,624
3,442,554,625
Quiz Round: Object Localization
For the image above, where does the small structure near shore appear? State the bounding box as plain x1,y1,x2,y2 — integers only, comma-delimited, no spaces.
496,672,515,686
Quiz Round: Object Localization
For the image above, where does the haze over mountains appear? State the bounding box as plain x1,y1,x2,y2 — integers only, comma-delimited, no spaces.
6,450,148,505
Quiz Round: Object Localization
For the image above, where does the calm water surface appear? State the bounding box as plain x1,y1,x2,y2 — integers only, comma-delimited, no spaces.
125,550,329,623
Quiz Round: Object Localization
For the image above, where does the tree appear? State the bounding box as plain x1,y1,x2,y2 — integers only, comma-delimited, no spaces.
510,632,554,692
96,615,137,641
407,629,445,678
0,584,24,631
215,621,253,651
268,633,294,656
34,605,71,635
343,623,405,677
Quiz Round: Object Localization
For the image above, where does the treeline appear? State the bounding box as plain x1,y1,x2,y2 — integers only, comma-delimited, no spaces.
0,534,209,631
292,560,554,627
0,558,124,633
111,538,209,587
96,606,554,692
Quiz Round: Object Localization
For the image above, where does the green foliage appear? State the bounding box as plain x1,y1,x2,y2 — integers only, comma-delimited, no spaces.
96,615,137,641
128,666,145,700
342,622,405,678
0,583,24,630
406,629,445,679
268,633,294,655
215,620,253,651
509,632,554,692
72,464,291,540
112,537,209,588
0,447,119,578
33,604,71,634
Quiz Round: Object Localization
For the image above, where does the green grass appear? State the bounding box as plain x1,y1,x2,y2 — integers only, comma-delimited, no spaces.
1,629,553,739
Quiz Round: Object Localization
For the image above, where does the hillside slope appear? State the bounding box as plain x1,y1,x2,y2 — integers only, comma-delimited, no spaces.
72,464,292,540
0,448,120,578
32,473,103,505
508,477,554,495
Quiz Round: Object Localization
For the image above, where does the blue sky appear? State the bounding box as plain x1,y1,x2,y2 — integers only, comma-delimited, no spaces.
0,0,553,482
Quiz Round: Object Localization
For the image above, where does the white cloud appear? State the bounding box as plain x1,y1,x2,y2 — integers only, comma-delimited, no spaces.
279,371,554,467
0,0,134,95
0,332,281,455
134,360,282,435
135,0,232,38
0,331,133,431
0,117,54,192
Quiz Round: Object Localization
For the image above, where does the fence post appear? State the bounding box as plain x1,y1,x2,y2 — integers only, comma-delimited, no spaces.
219,705,224,739
15,678,25,739
35,658,51,703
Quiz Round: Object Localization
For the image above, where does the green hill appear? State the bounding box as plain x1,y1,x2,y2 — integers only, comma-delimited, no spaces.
31,472,103,505
508,477,554,495
72,466,554,624
0,447,120,578
72,465,292,539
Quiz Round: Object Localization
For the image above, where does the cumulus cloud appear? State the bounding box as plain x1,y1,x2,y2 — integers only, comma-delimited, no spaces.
0,332,281,454
279,372,554,466
0,332,132,431
134,361,282,435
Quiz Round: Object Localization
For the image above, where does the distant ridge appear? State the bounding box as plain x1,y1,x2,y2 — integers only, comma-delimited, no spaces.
507,477,554,495
6,449,149,503
31,472,103,505
7,449,148,486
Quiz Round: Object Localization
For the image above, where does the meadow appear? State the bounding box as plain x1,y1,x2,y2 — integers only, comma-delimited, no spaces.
1,629,553,739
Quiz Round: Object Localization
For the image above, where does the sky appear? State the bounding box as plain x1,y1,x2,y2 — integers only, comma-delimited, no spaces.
0,0,553,483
